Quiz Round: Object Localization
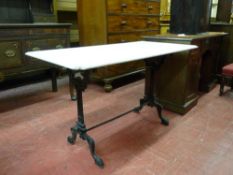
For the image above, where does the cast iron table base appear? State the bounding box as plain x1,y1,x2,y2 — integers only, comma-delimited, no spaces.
67,57,169,168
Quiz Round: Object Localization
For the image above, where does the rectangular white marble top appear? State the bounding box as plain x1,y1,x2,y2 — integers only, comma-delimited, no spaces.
25,41,197,71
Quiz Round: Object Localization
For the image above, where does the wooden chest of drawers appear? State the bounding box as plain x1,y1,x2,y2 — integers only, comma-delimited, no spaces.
78,0,160,91
0,23,70,82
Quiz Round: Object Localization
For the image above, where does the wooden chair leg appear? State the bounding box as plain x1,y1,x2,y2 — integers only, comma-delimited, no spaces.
51,68,58,92
231,77,233,90
220,75,225,96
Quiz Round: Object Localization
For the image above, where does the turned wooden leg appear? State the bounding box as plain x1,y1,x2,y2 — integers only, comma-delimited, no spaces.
231,77,233,90
220,75,224,96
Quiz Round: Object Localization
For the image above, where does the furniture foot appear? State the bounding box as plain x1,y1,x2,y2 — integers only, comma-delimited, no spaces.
104,81,113,92
67,122,104,168
219,76,224,96
231,77,233,90
152,100,169,126
134,97,169,126
83,133,104,168
133,98,147,113
67,125,79,144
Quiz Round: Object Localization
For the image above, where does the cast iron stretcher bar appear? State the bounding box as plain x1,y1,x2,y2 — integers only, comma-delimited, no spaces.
26,41,197,168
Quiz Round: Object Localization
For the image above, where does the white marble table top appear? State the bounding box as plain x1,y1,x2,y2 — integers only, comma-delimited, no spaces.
26,41,197,71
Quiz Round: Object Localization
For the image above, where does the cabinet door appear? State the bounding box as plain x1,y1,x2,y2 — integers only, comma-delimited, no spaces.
0,41,22,69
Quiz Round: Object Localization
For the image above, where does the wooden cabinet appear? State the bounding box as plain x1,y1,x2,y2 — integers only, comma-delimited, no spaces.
0,24,70,83
78,0,160,91
143,32,226,114
0,0,71,83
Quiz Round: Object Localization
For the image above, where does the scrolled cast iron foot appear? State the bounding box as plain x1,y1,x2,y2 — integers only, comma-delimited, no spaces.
133,106,142,113
67,127,78,144
133,98,147,113
82,133,104,168
160,116,169,126
71,96,77,101
152,100,169,126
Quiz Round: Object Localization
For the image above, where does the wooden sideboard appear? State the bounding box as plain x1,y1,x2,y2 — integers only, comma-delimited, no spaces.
0,23,71,83
78,0,160,92
0,0,71,84
143,32,226,114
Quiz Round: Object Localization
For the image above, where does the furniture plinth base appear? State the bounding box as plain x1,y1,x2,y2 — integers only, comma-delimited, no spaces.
199,79,218,92
158,97,199,115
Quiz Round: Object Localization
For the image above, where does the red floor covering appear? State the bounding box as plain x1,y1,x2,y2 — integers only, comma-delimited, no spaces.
0,77,233,175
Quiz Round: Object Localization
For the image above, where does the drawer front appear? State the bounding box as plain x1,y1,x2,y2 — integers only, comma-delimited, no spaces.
108,30,159,43
94,61,144,78
25,39,67,64
108,15,159,32
107,0,160,14
28,28,68,36
0,29,28,38
0,41,22,69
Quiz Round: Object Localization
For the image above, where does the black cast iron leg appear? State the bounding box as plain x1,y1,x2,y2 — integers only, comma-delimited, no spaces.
135,57,169,126
67,72,104,168
68,70,77,101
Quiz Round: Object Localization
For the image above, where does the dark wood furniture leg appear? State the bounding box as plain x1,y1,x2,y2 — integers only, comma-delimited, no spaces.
50,68,58,92
231,77,233,90
220,75,225,96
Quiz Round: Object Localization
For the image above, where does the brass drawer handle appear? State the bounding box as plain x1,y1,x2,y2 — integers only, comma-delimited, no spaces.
56,44,64,49
5,49,16,57
121,39,127,43
147,21,153,25
121,3,127,9
148,5,153,10
32,47,40,51
120,20,127,26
